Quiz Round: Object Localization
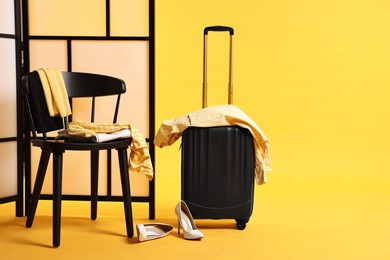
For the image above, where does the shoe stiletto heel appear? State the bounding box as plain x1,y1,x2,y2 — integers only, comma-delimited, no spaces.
175,200,204,240
178,220,181,234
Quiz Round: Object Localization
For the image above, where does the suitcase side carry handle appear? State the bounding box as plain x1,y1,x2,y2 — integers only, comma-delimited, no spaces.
203,26,234,108
204,26,234,35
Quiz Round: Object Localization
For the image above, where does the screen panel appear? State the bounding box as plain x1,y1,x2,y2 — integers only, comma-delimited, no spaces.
0,143,17,197
110,0,149,36
71,40,149,136
0,38,17,138
31,147,101,195
29,40,68,71
0,0,15,34
28,0,106,36
111,144,150,197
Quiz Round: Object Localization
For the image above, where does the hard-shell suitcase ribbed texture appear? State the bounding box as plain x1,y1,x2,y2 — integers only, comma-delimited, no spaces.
181,126,255,229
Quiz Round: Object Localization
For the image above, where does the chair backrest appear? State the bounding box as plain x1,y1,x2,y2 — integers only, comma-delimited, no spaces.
22,71,126,139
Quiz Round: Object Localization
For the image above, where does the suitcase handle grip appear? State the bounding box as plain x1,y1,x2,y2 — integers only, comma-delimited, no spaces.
204,26,234,35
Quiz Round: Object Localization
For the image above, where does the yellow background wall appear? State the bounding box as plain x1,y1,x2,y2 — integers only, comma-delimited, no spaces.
155,0,390,240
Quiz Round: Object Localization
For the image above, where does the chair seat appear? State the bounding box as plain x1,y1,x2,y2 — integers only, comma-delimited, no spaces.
32,138,132,151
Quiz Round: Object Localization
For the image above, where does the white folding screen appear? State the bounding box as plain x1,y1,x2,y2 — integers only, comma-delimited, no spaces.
0,0,18,202
25,0,155,217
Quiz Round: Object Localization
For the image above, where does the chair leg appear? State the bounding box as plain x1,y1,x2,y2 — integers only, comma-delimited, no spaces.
26,148,51,228
52,150,64,248
117,148,134,238
90,150,99,220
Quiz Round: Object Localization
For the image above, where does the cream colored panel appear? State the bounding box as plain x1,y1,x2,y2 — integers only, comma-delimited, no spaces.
0,143,17,197
111,145,151,197
72,40,150,197
0,39,17,138
72,40,149,136
31,143,146,196
0,0,15,34
32,41,150,197
31,146,107,195
29,0,106,36
110,0,148,36
29,40,68,71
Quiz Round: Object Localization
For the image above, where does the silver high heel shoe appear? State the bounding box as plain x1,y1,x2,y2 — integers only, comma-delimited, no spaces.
175,200,204,240
136,223,173,242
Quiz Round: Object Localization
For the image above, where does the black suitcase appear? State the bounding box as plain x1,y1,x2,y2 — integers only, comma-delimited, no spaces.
181,26,255,230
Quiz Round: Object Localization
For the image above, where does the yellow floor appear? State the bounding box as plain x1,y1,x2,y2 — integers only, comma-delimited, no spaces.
1,179,389,260
2,133,389,259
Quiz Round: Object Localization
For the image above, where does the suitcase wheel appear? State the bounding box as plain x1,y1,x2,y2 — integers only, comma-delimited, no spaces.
235,219,249,230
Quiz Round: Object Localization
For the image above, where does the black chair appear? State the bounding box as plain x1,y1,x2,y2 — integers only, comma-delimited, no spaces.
22,71,134,247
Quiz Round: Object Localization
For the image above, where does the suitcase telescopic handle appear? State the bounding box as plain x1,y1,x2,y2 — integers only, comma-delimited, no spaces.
203,26,234,108
204,26,234,35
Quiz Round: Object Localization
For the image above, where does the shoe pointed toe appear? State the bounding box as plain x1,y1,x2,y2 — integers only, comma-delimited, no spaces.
184,229,204,240
136,223,173,242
